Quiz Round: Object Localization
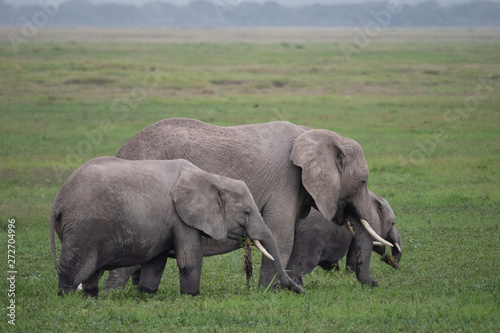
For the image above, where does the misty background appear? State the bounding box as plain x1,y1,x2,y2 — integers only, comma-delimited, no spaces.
5,0,500,6
1,0,499,27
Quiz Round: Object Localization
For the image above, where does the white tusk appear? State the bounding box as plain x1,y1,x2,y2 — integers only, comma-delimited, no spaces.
254,240,275,261
395,243,402,252
77,283,83,290
373,241,384,247
360,219,393,247
345,221,355,237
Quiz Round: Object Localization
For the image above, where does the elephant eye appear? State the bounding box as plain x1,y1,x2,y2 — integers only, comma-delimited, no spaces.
244,208,251,216
377,203,384,215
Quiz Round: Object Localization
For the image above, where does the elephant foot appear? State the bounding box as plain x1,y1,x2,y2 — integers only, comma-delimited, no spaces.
138,286,158,294
180,290,200,296
361,280,379,287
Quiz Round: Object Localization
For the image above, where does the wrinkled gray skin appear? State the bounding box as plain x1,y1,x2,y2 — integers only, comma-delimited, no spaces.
50,157,303,298
109,118,379,287
286,190,402,285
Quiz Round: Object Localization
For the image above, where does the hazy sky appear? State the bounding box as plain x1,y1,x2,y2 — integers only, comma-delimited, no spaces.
5,0,497,7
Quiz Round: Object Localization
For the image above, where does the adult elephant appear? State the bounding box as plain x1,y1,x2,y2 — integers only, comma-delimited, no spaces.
286,190,402,285
112,118,393,287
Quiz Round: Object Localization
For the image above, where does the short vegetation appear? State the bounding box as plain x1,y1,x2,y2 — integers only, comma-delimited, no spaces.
0,28,499,332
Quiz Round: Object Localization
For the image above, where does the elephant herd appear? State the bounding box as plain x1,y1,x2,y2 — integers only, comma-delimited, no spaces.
50,118,402,298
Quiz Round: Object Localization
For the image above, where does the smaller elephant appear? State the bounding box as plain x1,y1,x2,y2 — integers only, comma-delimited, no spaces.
286,190,402,285
50,157,304,297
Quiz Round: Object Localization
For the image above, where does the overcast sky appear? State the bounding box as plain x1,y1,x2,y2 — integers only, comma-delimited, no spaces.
5,0,498,7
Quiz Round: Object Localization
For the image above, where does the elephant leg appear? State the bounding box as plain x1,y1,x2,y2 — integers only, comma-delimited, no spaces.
286,237,325,284
345,239,357,273
131,268,141,286
138,254,168,294
105,265,140,290
285,239,304,285
258,206,295,289
303,240,330,273
82,271,101,299
177,256,203,296
175,231,203,296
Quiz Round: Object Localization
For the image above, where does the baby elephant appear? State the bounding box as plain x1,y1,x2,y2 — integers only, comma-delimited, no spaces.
50,157,304,297
287,190,402,284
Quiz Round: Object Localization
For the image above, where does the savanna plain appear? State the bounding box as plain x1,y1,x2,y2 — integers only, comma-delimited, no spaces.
0,28,499,332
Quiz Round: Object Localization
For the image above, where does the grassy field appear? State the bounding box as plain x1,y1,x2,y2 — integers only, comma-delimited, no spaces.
0,28,499,332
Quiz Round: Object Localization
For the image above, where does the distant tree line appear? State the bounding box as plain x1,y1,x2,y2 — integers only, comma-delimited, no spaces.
1,0,499,27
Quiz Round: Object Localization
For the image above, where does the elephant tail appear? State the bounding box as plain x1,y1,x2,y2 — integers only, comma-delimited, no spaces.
50,208,61,275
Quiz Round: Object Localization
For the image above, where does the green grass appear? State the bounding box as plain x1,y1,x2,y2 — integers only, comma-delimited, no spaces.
0,28,499,332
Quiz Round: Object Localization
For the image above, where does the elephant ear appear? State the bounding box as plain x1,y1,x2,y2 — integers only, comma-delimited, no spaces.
171,167,227,241
290,129,345,222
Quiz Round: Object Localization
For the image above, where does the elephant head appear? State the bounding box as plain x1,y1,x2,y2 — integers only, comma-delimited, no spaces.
369,193,402,264
291,130,389,238
290,129,392,285
172,167,304,294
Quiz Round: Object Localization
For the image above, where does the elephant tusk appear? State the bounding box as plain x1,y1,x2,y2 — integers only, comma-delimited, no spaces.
395,243,402,253
373,242,401,251
254,240,275,261
360,219,393,247
345,221,355,237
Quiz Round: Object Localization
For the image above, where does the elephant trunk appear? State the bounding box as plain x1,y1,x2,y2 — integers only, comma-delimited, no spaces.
388,226,402,262
256,232,305,294
348,221,379,286
372,226,402,269
347,187,391,247
246,218,304,294
393,243,402,262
